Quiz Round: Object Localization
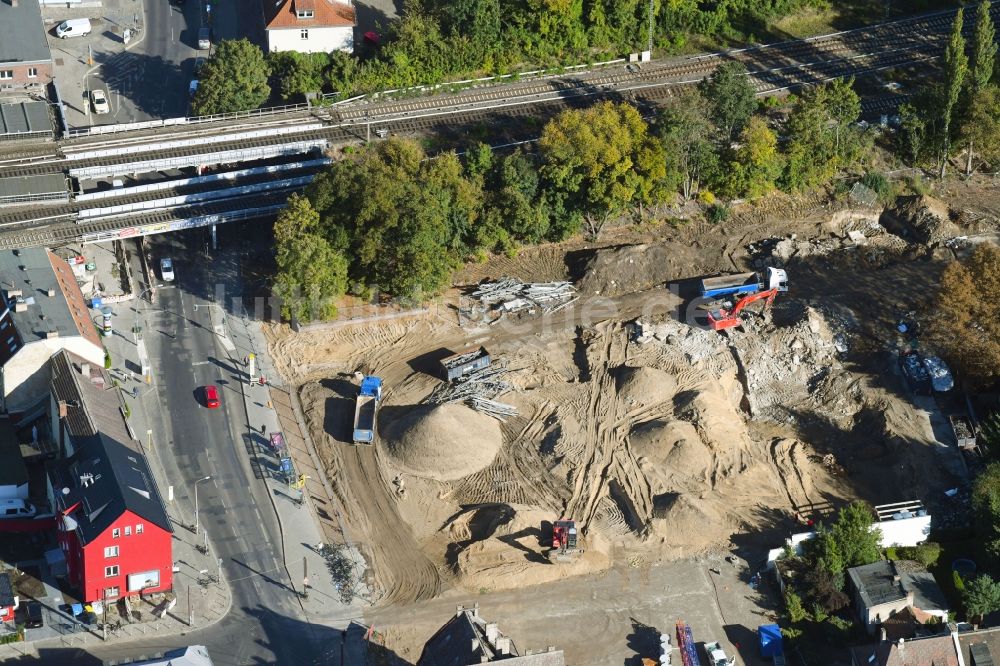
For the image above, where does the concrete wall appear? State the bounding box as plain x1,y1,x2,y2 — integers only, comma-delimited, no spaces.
0,482,28,500
4,339,104,415
267,26,353,53
878,514,932,547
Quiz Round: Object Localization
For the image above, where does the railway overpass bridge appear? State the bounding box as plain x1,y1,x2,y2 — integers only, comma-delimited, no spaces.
0,5,978,249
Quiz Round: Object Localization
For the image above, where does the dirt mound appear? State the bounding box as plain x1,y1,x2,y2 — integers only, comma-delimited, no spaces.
382,403,502,481
577,244,686,296
449,506,611,592
883,195,960,244
631,420,710,476
650,493,732,551
615,366,678,408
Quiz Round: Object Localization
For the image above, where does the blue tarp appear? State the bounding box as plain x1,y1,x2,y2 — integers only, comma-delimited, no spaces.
759,624,783,657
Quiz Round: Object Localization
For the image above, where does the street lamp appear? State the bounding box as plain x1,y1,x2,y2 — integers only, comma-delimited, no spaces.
193,475,212,535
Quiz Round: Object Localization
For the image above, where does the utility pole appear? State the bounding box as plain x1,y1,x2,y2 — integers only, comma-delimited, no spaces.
194,475,212,534
303,556,309,598
188,585,192,625
102,587,109,641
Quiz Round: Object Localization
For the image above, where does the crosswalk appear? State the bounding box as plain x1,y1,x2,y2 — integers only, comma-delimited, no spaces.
101,52,143,92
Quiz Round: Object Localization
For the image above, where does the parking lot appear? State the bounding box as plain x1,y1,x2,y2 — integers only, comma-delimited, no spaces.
42,0,205,128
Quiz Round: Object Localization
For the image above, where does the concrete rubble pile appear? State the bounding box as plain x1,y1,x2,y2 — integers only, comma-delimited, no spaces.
427,361,519,420
472,278,578,315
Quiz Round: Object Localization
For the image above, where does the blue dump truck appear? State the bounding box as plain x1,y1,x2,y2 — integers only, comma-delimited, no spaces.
352,376,383,445
700,267,788,299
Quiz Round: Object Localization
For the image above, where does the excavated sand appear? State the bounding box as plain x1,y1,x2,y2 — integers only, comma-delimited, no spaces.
381,403,502,481
615,366,678,409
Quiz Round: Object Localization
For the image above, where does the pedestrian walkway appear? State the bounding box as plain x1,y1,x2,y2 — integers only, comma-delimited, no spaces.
220,308,370,625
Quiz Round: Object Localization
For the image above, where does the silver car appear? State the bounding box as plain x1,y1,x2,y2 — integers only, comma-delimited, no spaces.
160,258,175,282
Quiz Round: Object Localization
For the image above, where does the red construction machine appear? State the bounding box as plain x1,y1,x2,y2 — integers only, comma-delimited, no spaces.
699,287,781,331
548,519,579,562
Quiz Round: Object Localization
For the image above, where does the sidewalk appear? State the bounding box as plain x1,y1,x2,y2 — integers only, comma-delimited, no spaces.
217,306,370,624
0,249,231,660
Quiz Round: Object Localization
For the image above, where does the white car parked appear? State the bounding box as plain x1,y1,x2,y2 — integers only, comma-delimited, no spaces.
160,257,175,282
91,89,110,115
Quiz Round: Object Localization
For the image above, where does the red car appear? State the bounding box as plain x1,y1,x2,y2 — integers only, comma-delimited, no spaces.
204,385,220,409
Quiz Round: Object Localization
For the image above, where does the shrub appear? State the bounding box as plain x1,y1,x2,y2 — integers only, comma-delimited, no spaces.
860,171,892,202
896,542,942,568
954,569,967,592
698,189,716,206
885,547,899,561
104,350,112,369
785,590,808,623
707,204,730,224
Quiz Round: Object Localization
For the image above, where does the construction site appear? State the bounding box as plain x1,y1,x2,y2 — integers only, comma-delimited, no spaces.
265,180,1000,659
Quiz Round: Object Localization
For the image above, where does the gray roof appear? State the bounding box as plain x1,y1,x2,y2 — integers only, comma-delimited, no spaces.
118,645,215,666
0,572,13,607
0,248,96,349
0,174,67,200
0,102,53,138
849,560,949,612
0,417,29,488
49,350,171,544
418,607,565,666
0,0,52,65
959,625,1000,664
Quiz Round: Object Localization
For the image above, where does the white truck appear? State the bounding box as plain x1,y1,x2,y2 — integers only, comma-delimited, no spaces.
704,641,736,666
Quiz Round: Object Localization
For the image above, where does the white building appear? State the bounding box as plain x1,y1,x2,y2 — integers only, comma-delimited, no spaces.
266,0,355,54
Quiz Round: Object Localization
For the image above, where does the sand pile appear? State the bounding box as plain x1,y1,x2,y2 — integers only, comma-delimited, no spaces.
615,366,678,409
631,420,711,487
577,244,686,296
382,403,502,481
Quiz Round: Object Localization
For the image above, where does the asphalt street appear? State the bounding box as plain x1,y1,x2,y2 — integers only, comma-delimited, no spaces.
29,230,344,665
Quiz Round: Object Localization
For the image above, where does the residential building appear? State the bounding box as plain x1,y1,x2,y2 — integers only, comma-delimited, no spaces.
848,560,949,634
0,0,53,90
0,572,16,626
418,604,565,666
0,248,104,417
849,634,959,666
958,626,1000,664
47,350,172,604
266,0,355,54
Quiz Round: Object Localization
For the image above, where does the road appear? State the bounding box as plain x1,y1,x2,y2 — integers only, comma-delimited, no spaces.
31,229,342,666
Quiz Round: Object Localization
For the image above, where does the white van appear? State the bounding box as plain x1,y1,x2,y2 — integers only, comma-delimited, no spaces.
56,18,92,39
0,499,37,519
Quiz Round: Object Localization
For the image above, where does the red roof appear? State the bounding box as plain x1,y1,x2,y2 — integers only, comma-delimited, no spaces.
266,0,355,29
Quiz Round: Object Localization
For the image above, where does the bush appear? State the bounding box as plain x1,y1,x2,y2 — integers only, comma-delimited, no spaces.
895,542,942,568
955,569,967,592
785,589,808,623
104,350,112,369
860,171,892,202
885,547,899,561
707,204,730,224
698,189,716,206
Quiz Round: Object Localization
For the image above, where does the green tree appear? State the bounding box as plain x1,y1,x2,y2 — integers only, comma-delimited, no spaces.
926,244,1000,386
698,62,757,140
191,39,272,115
831,502,881,569
963,85,1000,175
272,195,348,322
964,575,1000,621
972,462,1000,557
268,51,328,100
783,81,865,191
656,91,717,200
785,589,808,623
969,1,997,96
539,101,667,237
940,9,968,178
720,116,782,199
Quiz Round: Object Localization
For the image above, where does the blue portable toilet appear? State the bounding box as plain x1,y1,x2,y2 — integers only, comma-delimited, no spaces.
759,624,783,657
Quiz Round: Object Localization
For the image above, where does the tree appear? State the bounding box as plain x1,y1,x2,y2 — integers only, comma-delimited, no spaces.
962,85,1000,175
272,195,348,322
191,39,271,115
926,244,1000,385
804,561,849,613
539,101,667,237
785,589,808,623
940,9,968,178
964,575,1000,621
969,1,997,96
720,116,782,199
963,2,998,174
783,81,865,191
656,91,717,200
698,62,757,140
269,51,327,100
972,462,1000,557
831,502,881,569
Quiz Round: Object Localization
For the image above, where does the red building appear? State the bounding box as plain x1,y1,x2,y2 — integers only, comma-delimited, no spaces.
47,351,173,604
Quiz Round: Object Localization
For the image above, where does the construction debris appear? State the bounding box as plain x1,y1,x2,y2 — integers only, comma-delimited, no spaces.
471,279,577,314
427,360,518,420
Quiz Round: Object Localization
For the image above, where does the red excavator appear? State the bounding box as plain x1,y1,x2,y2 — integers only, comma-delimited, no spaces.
548,519,579,562
699,287,780,331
